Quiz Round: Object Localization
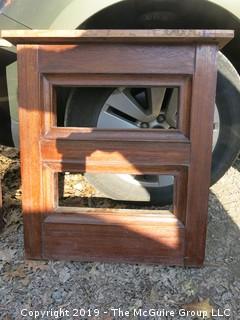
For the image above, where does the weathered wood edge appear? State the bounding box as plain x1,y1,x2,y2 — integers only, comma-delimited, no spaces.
1,29,234,49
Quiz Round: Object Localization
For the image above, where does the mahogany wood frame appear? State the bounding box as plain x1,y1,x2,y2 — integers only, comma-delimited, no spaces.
2,29,233,266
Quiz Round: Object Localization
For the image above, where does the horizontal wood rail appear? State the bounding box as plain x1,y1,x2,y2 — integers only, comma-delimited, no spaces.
40,139,190,174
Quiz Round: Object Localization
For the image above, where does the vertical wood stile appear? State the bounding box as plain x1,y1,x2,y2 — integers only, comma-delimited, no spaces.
184,45,218,265
18,45,43,259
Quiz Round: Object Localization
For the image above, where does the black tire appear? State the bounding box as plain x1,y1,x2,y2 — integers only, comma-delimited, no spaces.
65,52,240,205
212,53,240,184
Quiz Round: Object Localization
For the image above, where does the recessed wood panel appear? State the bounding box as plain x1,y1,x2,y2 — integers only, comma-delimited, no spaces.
43,211,185,264
38,44,195,75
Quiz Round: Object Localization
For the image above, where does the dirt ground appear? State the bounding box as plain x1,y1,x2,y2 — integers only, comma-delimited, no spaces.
0,145,239,320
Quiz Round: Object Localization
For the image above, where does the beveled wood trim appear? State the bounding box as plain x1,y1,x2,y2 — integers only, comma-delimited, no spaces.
42,166,58,217
53,168,187,223
2,29,234,48
178,77,192,137
174,168,188,224
45,73,190,86
42,73,191,136
44,127,189,143
42,76,56,133
48,166,187,224
45,209,182,226
43,162,186,176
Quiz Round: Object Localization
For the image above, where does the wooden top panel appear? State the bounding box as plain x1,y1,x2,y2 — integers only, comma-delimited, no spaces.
1,29,234,49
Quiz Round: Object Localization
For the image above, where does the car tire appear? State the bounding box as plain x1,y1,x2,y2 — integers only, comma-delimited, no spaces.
65,52,240,205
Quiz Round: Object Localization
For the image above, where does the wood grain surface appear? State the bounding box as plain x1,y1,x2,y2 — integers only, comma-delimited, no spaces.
17,45,43,259
40,139,190,174
184,45,218,266
1,29,234,48
14,30,230,265
43,211,185,264
38,44,195,75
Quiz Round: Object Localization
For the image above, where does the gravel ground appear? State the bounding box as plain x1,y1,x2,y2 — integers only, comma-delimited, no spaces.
0,145,239,320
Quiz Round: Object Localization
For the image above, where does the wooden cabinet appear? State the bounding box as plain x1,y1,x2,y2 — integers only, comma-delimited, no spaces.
2,29,233,265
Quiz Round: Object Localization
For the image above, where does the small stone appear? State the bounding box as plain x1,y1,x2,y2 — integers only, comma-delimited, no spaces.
52,290,63,304
74,183,83,191
59,268,71,283
221,292,232,302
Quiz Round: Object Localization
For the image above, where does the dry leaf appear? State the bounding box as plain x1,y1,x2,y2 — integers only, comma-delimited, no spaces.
148,288,159,303
1,148,18,159
5,264,26,280
0,249,16,262
182,298,214,319
2,314,13,320
25,260,49,271
3,194,19,207
5,209,22,231
20,277,30,286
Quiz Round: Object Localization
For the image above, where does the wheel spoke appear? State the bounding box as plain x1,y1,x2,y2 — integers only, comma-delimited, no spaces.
165,88,178,128
97,109,138,129
147,87,166,118
105,89,149,122
212,106,220,150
